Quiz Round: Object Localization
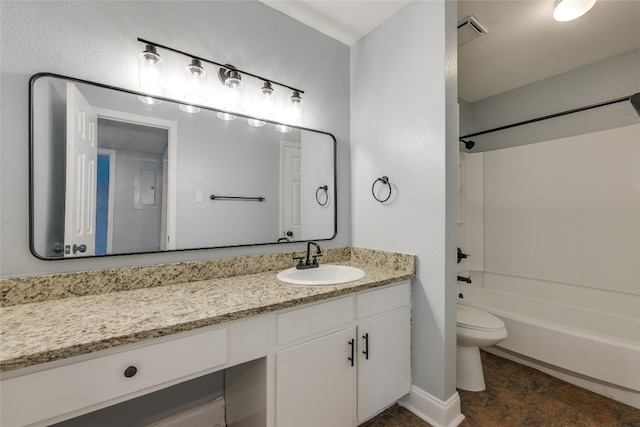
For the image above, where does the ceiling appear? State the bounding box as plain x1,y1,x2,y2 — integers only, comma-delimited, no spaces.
260,0,640,103
98,118,168,154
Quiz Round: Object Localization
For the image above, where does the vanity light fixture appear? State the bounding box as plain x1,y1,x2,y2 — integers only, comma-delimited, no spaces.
553,0,596,21
286,91,304,126
248,81,275,127
217,65,243,121
136,38,306,129
179,59,206,113
138,44,164,105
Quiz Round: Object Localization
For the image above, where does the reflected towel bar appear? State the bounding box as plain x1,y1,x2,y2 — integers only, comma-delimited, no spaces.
210,195,265,202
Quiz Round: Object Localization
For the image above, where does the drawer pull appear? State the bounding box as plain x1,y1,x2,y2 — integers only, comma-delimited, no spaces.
348,339,355,367
362,333,369,360
124,366,138,378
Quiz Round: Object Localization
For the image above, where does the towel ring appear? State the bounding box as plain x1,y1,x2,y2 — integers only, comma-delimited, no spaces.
372,176,392,203
316,185,329,206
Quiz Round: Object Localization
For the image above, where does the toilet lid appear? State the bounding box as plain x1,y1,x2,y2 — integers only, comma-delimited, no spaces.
457,304,505,331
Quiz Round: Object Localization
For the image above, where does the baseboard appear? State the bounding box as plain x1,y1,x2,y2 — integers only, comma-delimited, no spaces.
147,396,226,427
399,385,465,427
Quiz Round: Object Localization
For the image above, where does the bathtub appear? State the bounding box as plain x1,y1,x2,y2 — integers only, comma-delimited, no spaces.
458,283,640,409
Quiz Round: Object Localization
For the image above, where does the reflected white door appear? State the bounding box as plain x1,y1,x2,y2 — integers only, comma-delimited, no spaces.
64,83,97,257
280,141,301,240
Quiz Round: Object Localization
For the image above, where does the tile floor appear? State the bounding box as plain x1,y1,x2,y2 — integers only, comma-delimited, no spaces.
360,350,640,427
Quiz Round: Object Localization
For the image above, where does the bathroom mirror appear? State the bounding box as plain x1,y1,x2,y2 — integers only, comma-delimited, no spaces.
30,74,336,259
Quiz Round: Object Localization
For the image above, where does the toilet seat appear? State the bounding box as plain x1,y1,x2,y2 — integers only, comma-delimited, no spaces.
457,304,505,331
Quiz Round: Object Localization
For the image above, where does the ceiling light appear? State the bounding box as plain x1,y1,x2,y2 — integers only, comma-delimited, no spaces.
553,0,596,21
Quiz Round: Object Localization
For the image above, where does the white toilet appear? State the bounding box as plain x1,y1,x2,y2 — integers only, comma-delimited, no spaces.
456,304,508,391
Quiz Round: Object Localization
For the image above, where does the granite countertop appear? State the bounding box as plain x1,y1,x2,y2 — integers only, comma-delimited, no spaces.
0,258,414,373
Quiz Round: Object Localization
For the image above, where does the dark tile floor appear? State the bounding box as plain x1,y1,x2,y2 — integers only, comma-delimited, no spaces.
360,350,640,427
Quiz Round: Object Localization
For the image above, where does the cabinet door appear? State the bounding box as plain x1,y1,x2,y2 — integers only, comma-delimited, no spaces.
276,328,356,427
357,309,411,423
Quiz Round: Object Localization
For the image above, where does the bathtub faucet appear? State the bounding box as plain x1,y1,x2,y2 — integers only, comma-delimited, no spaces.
457,275,472,284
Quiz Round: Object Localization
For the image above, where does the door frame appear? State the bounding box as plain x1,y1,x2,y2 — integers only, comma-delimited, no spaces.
94,107,178,250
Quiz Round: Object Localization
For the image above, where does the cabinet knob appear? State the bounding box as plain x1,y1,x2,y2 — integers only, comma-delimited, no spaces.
124,365,138,378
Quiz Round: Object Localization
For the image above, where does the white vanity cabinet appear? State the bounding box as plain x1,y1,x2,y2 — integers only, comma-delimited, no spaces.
356,284,412,423
1,280,411,427
1,315,268,427
274,281,411,427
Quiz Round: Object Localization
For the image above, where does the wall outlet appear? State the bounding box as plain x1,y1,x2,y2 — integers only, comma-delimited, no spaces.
195,190,203,203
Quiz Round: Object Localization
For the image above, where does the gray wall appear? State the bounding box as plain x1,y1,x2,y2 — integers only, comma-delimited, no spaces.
174,113,284,248
0,1,350,277
31,78,67,258
351,0,458,403
460,48,640,152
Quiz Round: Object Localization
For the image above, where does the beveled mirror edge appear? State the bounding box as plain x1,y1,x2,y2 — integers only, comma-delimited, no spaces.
28,72,337,260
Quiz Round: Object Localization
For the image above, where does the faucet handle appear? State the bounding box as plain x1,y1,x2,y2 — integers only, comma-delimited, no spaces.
311,253,323,265
293,256,305,266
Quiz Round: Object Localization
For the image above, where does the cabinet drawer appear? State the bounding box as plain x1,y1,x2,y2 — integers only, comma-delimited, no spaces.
357,281,410,320
277,296,353,346
1,328,227,427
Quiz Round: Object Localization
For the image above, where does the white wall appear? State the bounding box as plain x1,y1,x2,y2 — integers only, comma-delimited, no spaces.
456,152,484,280
484,125,640,297
461,124,640,320
0,0,350,277
351,0,458,405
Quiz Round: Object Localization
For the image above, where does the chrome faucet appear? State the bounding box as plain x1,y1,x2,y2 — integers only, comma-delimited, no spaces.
294,241,322,269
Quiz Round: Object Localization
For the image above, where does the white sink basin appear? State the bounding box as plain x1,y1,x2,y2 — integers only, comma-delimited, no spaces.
277,264,366,285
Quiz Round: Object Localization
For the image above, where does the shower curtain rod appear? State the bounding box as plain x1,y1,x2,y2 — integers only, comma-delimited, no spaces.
460,93,638,140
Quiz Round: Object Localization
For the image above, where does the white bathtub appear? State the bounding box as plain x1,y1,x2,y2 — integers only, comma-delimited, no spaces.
458,284,640,409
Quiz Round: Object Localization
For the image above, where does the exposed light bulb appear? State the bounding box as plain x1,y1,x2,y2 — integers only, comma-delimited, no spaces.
275,124,292,133
286,90,303,125
248,81,275,127
553,0,596,21
217,66,243,120
179,59,206,113
248,118,266,127
224,71,242,89
138,44,164,104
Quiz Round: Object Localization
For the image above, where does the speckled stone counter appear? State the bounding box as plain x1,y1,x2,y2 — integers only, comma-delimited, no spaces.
0,248,414,373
